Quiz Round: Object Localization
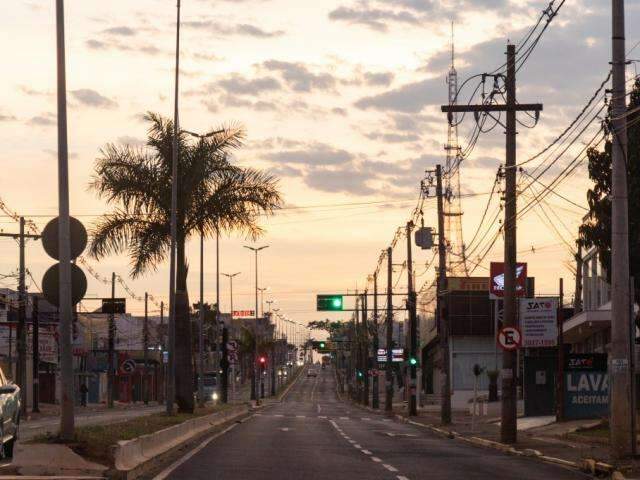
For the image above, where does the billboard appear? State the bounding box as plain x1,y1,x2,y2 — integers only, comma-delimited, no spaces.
232,310,255,318
564,353,608,419
448,277,489,292
376,348,404,363
489,262,527,298
520,297,558,348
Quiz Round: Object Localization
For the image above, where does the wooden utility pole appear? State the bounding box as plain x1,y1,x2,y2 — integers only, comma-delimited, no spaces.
354,293,361,401
610,0,632,459
435,165,451,425
372,272,380,409
442,44,542,443
407,221,418,416
143,292,149,405
108,272,115,408
32,296,40,413
362,291,369,406
385,247,394,413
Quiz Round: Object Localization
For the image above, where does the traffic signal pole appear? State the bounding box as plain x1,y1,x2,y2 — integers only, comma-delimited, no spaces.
407,221,418,416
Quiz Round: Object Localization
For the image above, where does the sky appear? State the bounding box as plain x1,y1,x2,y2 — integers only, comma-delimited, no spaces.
0,0,639,330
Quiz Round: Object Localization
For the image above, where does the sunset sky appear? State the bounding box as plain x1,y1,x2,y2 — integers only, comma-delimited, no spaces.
1,0,638,328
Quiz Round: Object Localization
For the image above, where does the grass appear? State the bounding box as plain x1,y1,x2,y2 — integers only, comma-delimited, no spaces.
32,404,230,466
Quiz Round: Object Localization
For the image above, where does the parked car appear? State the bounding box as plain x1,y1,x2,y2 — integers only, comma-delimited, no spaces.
0,367,20,458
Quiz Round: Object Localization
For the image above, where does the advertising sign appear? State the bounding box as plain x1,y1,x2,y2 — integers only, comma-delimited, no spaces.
489,262,527,298
448,277,489,292
232,310,255,318
520,297,558,347
564,353,608,419
376,348,404,363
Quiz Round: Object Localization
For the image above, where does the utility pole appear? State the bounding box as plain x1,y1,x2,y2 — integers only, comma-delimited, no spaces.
557,279,564,421
362,292,369,406
372,273,380,409
198,233,205,408
143,292,149,405
354,294,361,401
435,165,451,425
160,301,165,403
610,0,632,459
221,325,229,403
385,247,394,413
0,219,40,417
108,272,115,408
441,44,542,443
407,221,418,416
32,296,40,413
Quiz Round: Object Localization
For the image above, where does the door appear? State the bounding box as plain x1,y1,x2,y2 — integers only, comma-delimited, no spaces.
523,355,556,416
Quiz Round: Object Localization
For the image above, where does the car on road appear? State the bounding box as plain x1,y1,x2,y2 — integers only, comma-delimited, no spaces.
0,366,20,458
194,372,219,403
307,369,318,377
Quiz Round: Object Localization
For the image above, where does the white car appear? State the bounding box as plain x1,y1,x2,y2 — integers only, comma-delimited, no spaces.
0,367,20,458
307,369,318,377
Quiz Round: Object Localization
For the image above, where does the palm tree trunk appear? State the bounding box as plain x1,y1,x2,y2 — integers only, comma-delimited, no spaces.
174,238,194,413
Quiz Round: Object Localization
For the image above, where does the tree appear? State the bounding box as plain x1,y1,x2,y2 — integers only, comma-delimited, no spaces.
88,113,282,412
579,79,640,304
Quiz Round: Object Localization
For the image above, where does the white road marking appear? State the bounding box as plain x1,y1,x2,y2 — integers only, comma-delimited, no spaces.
348,439,356,444
317,403,322,414
383,464,398,472
274,414,284,417
361,449,372,455
152,422,239,480
280,427,291,432
296,415,306,418
397,476,410,480
371,457,382,463
353,444,362,449
318,415,327,419
340,416,349,420
361,417,371,421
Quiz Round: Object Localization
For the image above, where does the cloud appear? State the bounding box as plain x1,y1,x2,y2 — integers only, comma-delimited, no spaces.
102,26,137,36
217,75,282,95
71,89,118,109
355,77,443,113
27,113,56,127
183,20,284,38
117,135,146,147
364,71,394,86
0,113,17,122
328,5,420,32
305,166,378,195
263,60,336,92
85,37,163,56
365,131,421,143
265,143,354,166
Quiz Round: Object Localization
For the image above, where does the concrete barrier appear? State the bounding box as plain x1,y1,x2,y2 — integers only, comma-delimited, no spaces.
114,405,248,472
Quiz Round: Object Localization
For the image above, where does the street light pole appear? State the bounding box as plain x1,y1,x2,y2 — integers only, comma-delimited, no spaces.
198,232,205,408
222,272,241,315
258,287,267,317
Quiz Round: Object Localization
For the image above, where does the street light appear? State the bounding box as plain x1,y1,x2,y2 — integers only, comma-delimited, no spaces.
258,287,268,317
222,272,241,315
243,245,269,320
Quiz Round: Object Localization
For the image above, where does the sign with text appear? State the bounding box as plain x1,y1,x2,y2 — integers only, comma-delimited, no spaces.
497,326,521,351
489,262,527,298
377,348,404,363
232,310,255,318
564,353,608,419
520,297,558,348
448,277,489,292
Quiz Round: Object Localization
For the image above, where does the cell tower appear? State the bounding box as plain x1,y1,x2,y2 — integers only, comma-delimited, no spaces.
444,24,468,276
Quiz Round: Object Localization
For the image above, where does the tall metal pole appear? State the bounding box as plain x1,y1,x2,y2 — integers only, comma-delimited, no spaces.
501,44,518,444
362,292,369,406
372,273,379,409
216,228,220,373
198,233,205,407
407,221,417,416
143,292,149,405
557,279,565,422
167,0,181,416
17,217,27,417
55,0,75,440
610,0,631,459
32,296,40,413
385,247,394,413
108,272,115,408
436,165,451,425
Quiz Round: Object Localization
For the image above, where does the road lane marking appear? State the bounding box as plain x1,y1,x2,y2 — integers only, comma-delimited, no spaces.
361,449,372,455
383,464,398,472
296,415,306,418
397,476,410,480
371,457,382,463
152,422,239,480
317,403,322,414
274,414,284,417
318,415,327,419
361,417,371,421
340,416,349,420
354,444,362,449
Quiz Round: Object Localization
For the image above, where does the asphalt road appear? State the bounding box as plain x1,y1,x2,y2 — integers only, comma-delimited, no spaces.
158,367,588,480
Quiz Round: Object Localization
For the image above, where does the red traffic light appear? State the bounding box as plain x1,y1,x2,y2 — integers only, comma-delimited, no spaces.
259,356,266,364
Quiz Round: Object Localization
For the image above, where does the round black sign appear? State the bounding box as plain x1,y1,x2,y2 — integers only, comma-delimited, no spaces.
41,216,88,261
41,262,88,307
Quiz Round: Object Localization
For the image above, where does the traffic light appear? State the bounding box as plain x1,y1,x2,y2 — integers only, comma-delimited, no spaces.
408,357,418,366
319,341,326,349
312,340,331,352
316,294,344,311
259,356,267,365
357,370,364,379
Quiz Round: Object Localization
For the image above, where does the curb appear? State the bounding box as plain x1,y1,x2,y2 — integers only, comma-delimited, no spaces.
276,367,304,402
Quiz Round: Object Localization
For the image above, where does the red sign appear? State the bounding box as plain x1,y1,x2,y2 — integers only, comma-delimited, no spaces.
489,262,527,298
497,326,522,351
232,310,255,318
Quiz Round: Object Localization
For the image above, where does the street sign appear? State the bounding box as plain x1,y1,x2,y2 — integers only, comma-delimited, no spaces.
497,326,521,351
41,262,88,307
316,295,344,311
376,348,404,363
489,262,527,298
121,358,136,374
520,297,558,347
102,298,126,314
41,216,88,261
414,227,434,249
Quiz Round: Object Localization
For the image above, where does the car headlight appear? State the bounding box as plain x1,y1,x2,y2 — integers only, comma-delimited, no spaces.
212,392,219,400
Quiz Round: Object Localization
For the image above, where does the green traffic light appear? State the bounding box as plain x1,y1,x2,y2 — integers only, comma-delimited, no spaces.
409,357,418,366
320,342,326,348
332,297,342,308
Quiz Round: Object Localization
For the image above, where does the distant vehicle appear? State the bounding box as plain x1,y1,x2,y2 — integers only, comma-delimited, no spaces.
321,364,326,370
194,372,219,403
307,369,318,377
0,367,20,458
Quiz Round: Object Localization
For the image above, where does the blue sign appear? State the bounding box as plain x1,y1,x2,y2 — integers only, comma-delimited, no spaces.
564,371,608,419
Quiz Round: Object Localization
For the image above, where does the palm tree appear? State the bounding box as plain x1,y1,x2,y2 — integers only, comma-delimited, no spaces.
88,112,282,412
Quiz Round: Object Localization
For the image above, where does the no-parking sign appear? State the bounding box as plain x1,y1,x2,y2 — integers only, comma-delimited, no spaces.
497,326,522,351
